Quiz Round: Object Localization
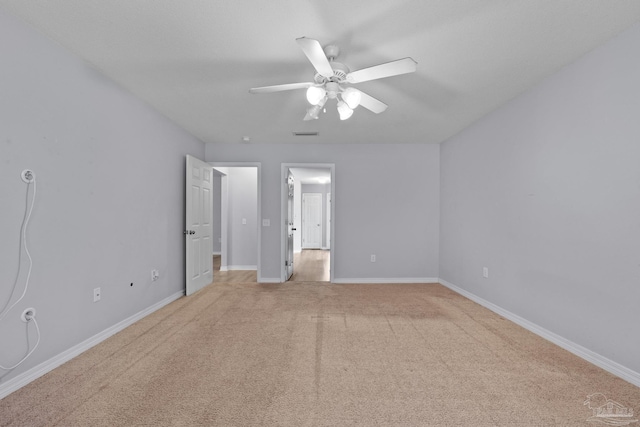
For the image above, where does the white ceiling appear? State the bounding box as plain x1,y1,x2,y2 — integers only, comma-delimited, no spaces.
2,1,639,145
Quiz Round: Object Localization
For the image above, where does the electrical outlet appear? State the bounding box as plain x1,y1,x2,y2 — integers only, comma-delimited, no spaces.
370,254,376,263
93,287,101,302
483,267,489,278
151,269,160,281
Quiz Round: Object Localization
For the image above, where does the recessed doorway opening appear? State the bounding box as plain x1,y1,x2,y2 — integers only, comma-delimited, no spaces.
281,164,335,283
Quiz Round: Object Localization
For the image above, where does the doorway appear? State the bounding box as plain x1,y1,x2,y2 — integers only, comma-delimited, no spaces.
281,164,335,283
210,163,261,282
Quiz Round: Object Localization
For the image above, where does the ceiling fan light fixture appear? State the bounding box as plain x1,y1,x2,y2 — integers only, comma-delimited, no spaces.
337,101,353,120
304,96,327,120
342,87,361,109
306,86,326,105
305,105,321,120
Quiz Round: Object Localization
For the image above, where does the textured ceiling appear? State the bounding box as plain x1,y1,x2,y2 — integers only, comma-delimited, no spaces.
2,1,640,145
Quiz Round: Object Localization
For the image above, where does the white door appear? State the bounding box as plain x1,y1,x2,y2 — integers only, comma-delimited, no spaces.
302,193,322,249
326,192,331,249
285,171,294,280
185,155,214,296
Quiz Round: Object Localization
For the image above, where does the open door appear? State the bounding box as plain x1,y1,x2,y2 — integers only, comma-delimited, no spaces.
285,170,294,280
185,155,214,295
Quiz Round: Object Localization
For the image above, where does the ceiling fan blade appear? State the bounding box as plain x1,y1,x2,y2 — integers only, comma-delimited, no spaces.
347,57,417,84
249,82,313,94
358,90,388,114
296,37,334,79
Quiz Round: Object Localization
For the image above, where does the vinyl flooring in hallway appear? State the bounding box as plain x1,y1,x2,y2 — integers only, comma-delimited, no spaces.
289,249,330,282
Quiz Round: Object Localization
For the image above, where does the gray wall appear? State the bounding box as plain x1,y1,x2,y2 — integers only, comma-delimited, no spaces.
206,143,440,282
0,9,204,382
226,167,258,269
440,23,640,373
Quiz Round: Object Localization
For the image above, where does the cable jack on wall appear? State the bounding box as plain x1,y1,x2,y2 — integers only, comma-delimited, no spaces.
21,169,35,183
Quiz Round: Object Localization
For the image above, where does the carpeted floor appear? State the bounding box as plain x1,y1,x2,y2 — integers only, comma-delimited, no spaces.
1,281,638,426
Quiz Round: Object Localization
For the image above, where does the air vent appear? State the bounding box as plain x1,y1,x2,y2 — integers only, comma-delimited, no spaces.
293,131,319,136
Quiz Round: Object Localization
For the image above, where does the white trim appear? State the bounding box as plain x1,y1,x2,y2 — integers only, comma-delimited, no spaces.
212,251,221,256
219,266,228,272
321,246,329,250
226,265,257,271
333,277,439,284
258,277,281,283
0,291,184,400
438,278,640,388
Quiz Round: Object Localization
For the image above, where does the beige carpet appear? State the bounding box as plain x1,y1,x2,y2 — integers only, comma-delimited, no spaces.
1,282,638,426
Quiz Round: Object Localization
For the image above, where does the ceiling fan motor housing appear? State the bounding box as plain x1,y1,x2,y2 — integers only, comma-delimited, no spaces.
314,61,350,84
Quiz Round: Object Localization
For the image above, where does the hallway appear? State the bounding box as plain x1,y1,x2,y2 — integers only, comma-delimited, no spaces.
213,249,330,283
289,249,330,282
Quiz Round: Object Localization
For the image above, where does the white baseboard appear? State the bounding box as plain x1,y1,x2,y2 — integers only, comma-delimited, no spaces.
438,278,640,388
226,265,257,271
219,266,228,271
0,290,184,400
258,277,281,283
212,251,221,256
332,277,439,284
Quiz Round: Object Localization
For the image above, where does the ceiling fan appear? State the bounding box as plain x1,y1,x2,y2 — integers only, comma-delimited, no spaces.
249,37,417,121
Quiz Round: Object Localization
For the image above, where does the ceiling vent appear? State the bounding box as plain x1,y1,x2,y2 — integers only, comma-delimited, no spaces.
292,131,319,136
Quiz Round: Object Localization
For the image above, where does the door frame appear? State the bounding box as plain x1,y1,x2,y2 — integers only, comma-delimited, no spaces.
280,163,335,283
285,170,294,280
209,162,262,281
